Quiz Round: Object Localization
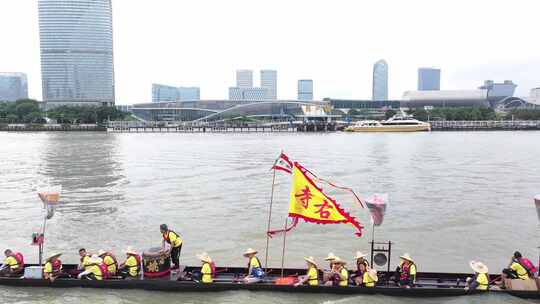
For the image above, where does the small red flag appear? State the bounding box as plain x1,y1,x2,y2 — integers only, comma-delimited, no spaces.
272,151,293,174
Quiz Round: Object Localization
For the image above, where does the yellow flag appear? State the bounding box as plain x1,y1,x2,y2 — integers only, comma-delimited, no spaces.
288,163,364,236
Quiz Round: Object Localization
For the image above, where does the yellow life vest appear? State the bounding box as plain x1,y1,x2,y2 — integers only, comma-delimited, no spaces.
363,272,376,287
201,262,213,283
307,266,318,286
475,273,489,291
339,267,349,286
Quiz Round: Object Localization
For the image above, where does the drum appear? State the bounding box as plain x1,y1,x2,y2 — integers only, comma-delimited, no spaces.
142,247,171,278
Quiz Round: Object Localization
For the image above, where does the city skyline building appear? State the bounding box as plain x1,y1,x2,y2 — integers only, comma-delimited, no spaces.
418,67,441,91
152,84,200,102
478,80,517,99
297,79,313,100
236,70,253,88
0,72,28,101
229,87,268,101
372,59,388,101
260,70,277,100
38,0,115,106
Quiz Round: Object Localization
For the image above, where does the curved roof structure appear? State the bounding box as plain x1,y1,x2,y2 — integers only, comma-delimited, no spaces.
131,100,331,122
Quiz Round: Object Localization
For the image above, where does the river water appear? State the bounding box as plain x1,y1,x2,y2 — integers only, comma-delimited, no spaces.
0,131,539,304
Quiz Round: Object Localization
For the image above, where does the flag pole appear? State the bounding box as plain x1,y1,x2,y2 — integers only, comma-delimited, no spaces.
280,216,288,278
264,168,277,271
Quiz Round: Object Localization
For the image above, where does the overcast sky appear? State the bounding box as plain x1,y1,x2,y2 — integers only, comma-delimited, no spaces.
1,0,539,104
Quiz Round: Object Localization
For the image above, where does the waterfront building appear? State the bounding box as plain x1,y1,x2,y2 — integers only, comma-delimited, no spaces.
38,0,115,106
372,60,388,101
229,87,268,101
260,70,277,100
0,73,28,101
298,80,314,101
236,70,253,88
478,80,517,99
417,68,440,91
131,99,330,122
152,84,200,102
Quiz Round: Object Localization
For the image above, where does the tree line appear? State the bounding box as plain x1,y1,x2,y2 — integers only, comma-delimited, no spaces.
0,99,128,124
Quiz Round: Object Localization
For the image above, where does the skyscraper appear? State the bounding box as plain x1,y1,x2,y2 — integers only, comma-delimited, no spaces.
0,73,28,101
418,68,441,91
236,70,253,88
297,80,313,101
38,0,115,105
372,60,388,101
260,70,277,100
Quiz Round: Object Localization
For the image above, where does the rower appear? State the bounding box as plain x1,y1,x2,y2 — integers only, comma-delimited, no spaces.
78,248,91,271
362,268,378,288
118,246,141,280
325,257,348,287
352,251,369,286
465,261,489,291
43,253,63,282
98,249,118,277
294,256,319,286
160,224,183,270
502,251,534,281
0,249,24,277
322,252,337,284
395,253,416,288
196,252,215,284
242,248,265,284
77,255,103,280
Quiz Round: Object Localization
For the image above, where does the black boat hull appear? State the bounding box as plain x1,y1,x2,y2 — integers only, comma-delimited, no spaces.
0,265,537,299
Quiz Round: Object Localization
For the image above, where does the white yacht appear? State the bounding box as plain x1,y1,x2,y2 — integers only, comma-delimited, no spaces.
344,114,431,132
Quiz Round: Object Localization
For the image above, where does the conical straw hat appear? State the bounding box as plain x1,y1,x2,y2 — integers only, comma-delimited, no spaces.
304,256,317,267
324,252,337,261
354,251,368,260
400,253,414,263
243,248,258,256
46,253,62,262
333,257,347,265
196,252,212,263
469,261,489,274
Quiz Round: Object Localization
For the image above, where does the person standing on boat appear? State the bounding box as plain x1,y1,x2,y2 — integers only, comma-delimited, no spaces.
118,247,141,280
295,256,319,286
77,255,104,280
395,253,416,288
160,224,183,270
325,257,349,287
0,249,24,277
322,252,337,284
98,249,118,277
43,253,63,282
242,248,265,284
352,251,369,286
465,261,489,291
502,251,535,280
196,252,215,284
78,248,91,271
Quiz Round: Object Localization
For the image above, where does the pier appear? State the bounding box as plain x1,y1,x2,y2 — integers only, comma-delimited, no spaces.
430,120,540,131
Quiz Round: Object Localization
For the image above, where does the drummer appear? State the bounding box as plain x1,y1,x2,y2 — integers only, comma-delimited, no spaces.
118,246,141,279
243,248,265,284
160,224,183,270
